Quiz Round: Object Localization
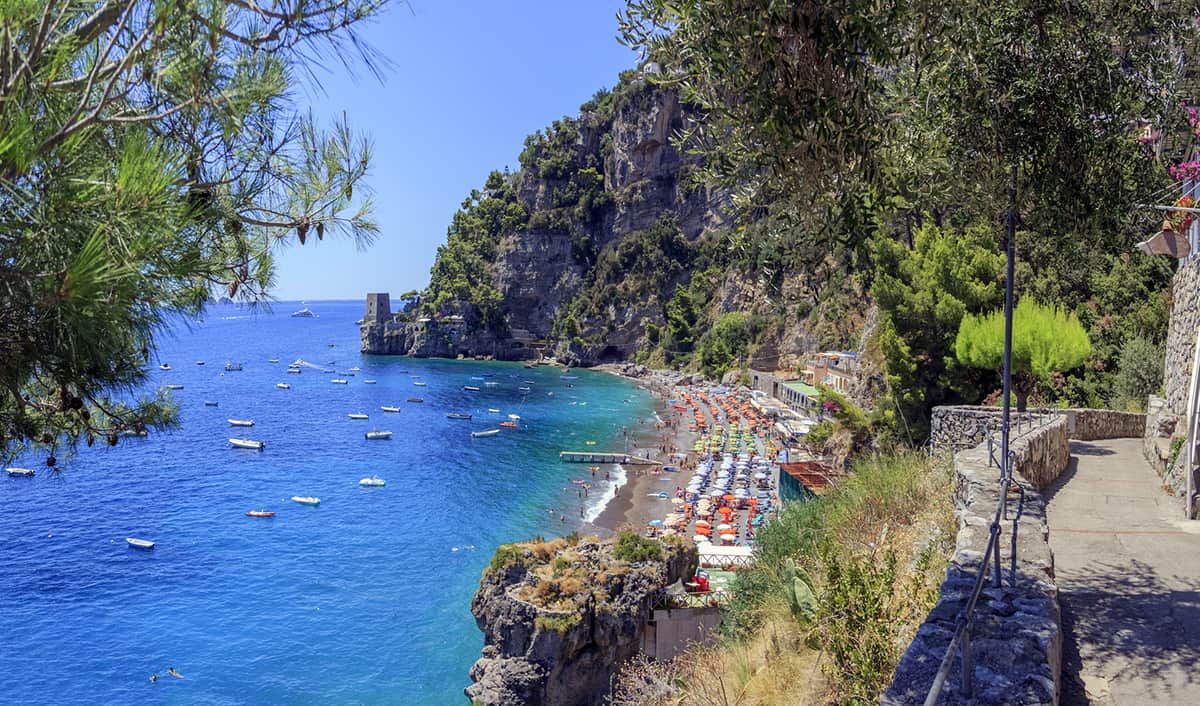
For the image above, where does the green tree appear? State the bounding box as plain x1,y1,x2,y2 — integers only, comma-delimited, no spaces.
1110,337,1166,412
0,0,385,462
956,300,1091,411
870,222,1005,441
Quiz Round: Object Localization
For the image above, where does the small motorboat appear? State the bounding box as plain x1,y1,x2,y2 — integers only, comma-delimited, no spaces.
228,419,254,427
508,414,521,420
522,380,535,385
224,362,243,371
268,358,280,363
380,406,401,413
406,397,424,403
229,438,265,450
126,538,155,550
472,429,501,438
484,382,499,387
331,379,349,384
585,440,597,446
291,307,317,318
446,413,472,420
349,367,361,372
364,430,393,440
364,379,377,384
165,384,184,390
499,421,517,428
287,367,301,374
347,413,369,420
487,408,501,413
561,375,578,380
463,385,481,392
470,376,484,380
159,363,171,371
518,387,531,392
291,496,320,505
6,467,34,478
204,400,219,406
339,371,356,377
195,361,205,366
359,476,386,487
245,510,275,518
276,383,291,389
413,381,427,387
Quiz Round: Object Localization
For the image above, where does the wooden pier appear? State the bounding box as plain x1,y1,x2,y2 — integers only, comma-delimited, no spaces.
559,451,660,466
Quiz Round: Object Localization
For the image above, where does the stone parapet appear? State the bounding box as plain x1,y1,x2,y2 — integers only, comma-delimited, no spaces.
1061,409,1145,441
1164,256,1200,417
883,420,1066,706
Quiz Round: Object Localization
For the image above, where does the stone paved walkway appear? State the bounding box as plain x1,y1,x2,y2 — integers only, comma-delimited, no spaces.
1046,438,1200,706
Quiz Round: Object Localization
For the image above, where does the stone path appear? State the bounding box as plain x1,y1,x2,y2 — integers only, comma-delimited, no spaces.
1046,438,1200,705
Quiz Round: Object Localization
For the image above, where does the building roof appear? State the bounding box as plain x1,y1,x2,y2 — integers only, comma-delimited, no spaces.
782,380,820,397
780,459,839,495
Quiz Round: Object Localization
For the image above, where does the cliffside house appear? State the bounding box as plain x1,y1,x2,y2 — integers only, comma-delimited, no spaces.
801,352,859,395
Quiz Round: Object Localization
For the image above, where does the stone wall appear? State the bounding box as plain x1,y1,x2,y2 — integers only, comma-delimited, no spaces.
883,419,1066,706
1164,255,1200,417
1061,409,1146,442
930,406,1061,454
1143,395,1187,505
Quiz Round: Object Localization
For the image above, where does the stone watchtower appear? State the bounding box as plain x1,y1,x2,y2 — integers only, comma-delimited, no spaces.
364,292,391,323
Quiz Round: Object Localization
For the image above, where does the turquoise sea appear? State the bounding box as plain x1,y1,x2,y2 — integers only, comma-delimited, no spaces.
0,300,654,705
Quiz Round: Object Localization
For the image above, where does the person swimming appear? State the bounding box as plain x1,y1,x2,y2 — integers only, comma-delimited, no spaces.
167,667,183,679
150,673,158,683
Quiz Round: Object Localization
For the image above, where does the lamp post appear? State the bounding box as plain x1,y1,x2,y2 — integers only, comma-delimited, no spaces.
1000,165,1016,492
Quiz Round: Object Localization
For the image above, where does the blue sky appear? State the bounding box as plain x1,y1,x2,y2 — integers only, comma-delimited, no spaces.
272,0,638,301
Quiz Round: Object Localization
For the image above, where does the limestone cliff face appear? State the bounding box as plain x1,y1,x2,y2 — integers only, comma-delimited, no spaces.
466,536,697,706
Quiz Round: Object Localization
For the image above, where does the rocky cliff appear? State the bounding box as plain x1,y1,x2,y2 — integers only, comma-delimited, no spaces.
466,533,696,706
363,68,868,370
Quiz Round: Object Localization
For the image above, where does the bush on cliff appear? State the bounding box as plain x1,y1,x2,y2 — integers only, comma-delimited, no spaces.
612,531,661,563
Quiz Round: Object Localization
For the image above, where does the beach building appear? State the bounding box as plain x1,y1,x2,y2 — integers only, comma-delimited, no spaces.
778,453,839,501
801,352,859,395
748,368,818,414
779,380,819,412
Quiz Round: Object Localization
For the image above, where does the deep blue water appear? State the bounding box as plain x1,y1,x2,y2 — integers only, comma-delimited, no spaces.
0,300,654,705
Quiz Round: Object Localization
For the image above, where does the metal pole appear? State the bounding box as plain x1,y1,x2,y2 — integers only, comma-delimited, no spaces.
1001,164,1017,485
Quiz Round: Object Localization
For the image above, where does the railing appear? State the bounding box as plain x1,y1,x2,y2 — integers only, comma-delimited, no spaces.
697,553,755,569
923,411,1059,705
654,589,733,610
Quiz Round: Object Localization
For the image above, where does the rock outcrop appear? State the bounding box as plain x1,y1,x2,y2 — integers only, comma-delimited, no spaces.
466,535,696,706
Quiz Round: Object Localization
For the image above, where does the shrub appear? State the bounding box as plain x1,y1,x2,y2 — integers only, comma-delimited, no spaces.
535,614,581,634
612,531,661,563
1110,336,1164,412
488,544,524,573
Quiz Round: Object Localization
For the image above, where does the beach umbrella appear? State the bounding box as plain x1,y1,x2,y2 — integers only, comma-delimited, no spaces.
695,525,711,535
719,533,736,543
648,519,663,526
693,535,710,543
723,494,737,503
717,523,733,531
694,519,711,528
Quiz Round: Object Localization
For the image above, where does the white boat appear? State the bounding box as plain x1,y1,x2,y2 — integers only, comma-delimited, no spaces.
413,381,427,387
488,408,501,413
484,382,499,387
165,384,184,390
349,367,361,372
291,496,320,505
463,385,481,392
224,362,243,371
518,387,531,392
228,419,255,427
159,363,171,371
363,379,377,384
471,429,501,438
291,307,317,318
195,361,205,366
268,358,280,363
359,476,386,487
204,400,219,406
229,438,265,450
6,467,34,478
508,414,521,421
380,406,401,413
348,413,368,420
331,379,348,385
126,537,155,550
364,430,393,440
276,383,291,389
287,367,301,374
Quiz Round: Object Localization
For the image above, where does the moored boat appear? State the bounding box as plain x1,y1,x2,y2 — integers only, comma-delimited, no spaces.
276,383,291,389
508,414,521,420
229,438,265,450
287,367,301,374
126,537,155,550
446,412,472,420
245,510,275,518
406,397,424,403
463,385,481,392
268,358,280,363
349,367,361,372
380,406,401,413
196,361,205,365
471,429,501,438
331,378,349,384
291,307,317,318
165,384,184,390
6,467,34,477
347,413,369,419
224,362,243,371
487,408,501,413
359,476,386,487
363,379,377,384
291,496,320,505
364,430,393,440
413,381,427,387
159,363,171,371
499,421,517,428
228,419,254,427
204,400,219,406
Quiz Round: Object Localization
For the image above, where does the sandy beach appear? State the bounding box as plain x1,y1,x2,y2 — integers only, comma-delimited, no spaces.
590,366,703,533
